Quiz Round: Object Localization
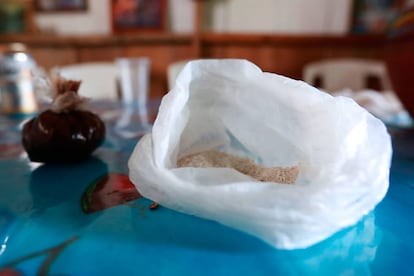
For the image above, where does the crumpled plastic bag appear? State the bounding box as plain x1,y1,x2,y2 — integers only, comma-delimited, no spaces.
332,88,408,124
128,59,392,250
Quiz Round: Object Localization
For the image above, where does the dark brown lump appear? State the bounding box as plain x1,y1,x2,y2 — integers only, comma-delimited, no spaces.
21,76,106,163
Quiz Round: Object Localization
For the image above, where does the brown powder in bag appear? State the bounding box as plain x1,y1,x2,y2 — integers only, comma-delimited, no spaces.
177,150,299,184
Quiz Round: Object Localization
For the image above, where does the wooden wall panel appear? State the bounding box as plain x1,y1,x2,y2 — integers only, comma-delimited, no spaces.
77,47,123,62
201,33,387,81
206,45,386,81
0,33,386,98
30,47,78,71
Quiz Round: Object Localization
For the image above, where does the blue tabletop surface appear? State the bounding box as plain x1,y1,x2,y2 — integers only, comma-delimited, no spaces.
0,101,413,275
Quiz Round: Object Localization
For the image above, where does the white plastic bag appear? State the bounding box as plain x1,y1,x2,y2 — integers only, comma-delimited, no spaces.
128,59,392,249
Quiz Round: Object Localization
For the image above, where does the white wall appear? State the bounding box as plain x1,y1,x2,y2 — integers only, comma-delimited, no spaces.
35,0,111,35
210,0,352,34
168,0,194,33
34,0,352,35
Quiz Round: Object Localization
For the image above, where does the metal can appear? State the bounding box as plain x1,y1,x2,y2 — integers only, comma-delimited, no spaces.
0,43,38,114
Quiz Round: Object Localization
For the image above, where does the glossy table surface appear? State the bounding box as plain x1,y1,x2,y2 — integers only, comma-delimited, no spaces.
0,101,413,275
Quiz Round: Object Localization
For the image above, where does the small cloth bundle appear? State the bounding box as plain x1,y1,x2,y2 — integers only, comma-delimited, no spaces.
22,76,105,163
128,59,391,249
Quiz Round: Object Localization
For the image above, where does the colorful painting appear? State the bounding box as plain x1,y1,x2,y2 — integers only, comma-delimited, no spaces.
111,0,166,33
35,0,88,12
0,0,31,33
351,0,414,33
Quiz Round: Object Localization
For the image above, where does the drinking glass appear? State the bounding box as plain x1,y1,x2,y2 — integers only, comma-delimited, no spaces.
115,57,152,138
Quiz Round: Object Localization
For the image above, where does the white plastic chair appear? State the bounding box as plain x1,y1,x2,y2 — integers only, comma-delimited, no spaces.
50,62,120,100
303,58,392,92
167,60,191,90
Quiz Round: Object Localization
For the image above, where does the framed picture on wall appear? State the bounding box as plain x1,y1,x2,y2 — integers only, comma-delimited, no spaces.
34,0,88,12
0,0,37,34
111,0,167,33
350,0,412,34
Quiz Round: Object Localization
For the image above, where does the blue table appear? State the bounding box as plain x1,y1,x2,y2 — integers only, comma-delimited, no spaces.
0,101,413,275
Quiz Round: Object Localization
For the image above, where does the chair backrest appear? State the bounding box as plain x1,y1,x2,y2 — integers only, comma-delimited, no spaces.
167,60,191,90
303,58,392,92
50,62,119,100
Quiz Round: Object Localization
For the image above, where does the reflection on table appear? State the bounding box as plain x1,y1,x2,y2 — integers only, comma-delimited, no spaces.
0,99,413,275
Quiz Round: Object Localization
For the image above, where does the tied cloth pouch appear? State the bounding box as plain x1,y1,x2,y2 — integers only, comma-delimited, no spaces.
128,59,392,250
